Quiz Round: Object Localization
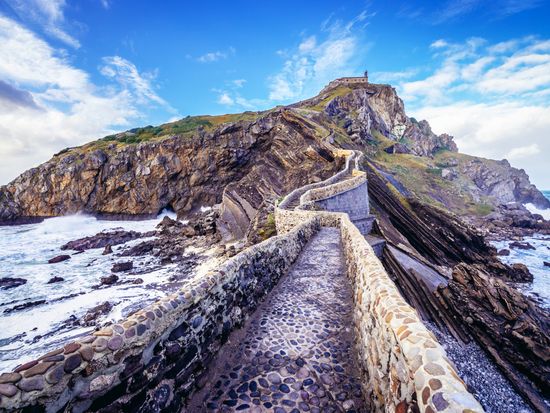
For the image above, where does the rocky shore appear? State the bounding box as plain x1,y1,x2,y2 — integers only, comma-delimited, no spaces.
0,211,230,372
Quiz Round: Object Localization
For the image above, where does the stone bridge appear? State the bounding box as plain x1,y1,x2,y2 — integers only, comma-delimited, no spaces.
0,149,484,412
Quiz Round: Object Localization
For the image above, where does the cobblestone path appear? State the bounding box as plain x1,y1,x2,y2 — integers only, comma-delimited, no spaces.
186,227,368,412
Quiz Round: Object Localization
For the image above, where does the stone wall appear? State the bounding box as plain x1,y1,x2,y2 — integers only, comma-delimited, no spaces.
275,150,484,412
0,219,321,412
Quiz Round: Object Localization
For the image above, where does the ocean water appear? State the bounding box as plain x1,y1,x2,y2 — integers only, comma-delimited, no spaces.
0,212,180,371
493,190,550,309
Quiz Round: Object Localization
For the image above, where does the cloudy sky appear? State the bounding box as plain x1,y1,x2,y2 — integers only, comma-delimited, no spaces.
0,0,549,188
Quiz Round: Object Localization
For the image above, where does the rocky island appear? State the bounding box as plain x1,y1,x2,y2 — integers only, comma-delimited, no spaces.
0,76,548,413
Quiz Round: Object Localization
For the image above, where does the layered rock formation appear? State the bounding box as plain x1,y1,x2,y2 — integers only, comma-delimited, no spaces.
1,77,549,410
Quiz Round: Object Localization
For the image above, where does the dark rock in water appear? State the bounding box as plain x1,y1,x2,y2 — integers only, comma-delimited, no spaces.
4,300,46,313
0,277,27,290
497,249,510,256
100,274,119,285
111,261,133,272
102,245,112,255
509,241,535,250
508,263,533,282
80,301,112,325
61,230,148,251
132,278,144,284
47,276,64,284
120,240,155,256
544,261,550,267
48,254,71,264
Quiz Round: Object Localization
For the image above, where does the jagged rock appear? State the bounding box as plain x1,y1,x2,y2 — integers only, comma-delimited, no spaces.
100,275,119,285
0,109,341,243
181,225,196,237
438,264,550,411
80,301,113,325
497,248,510,256
509,263,533,282
48,255,71,264
111,262,133,273
383,143,410,154
0,277,27,290
102,245,112,255
4,300,46,313
47,276,64,284
543,261,550,267
441,168,457,180
121,240,155,256
61,230,146,251
509,241,536,250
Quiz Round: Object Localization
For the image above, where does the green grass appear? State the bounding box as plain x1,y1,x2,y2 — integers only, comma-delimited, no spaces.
307,86,352,111
257,213,277,240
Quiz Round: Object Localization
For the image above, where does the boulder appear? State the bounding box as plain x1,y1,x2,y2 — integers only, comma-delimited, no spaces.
100,275,119,285
0,277,27,290
509,263,533,282
497,249,510,256
509,241,536,250
47,276,64,284
48,254,71,264
111,262,133,273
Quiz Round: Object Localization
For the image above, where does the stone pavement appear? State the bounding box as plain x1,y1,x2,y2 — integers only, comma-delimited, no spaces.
186,227,368,412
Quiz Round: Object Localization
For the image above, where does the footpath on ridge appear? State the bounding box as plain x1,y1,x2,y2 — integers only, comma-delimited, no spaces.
187,227,368,412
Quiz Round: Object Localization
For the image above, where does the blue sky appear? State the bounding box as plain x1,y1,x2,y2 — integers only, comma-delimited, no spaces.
0,0,549,188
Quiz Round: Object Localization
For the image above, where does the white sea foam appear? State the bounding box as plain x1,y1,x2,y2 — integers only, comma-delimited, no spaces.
493,235,550,309
0,211,179,371
524,203,550,220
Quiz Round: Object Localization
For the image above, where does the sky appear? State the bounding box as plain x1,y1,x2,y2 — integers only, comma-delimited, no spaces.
0,1,549,188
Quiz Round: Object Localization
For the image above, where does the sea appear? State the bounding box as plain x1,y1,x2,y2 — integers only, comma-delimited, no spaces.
0,211,183,371
492,190,550,309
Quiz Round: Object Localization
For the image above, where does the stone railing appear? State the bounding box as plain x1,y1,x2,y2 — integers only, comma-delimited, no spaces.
0,218,322,412
275,150,483,412
300,170,366,207
277,147,356,210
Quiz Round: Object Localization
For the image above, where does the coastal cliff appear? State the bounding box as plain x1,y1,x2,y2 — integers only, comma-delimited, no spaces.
0,78,549,411
1,81,547,241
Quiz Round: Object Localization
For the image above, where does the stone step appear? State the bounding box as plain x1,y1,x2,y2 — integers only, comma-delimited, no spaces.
365,235,386,258
352,215,375,236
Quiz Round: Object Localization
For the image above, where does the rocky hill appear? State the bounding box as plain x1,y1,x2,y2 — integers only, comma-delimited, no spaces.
1,78,549,410
0,80,548,242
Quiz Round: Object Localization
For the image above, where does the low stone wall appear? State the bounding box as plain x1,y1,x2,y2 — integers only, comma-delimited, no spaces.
339,215,482,412
277,148,356,210
0,219,321,412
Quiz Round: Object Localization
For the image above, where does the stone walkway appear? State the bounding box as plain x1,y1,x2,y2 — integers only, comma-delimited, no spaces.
186,228,368,412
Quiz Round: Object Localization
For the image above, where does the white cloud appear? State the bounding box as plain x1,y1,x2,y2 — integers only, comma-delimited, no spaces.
506,144,540,160
198,51,227,62
371,69,418,83
0,16,173,184
431,39,449,49
100,0,111,9
196,47,235,63
267,11,370,102
100,56,175,111
217,92,234,105
232,79,246,88
4,0,80,48
394,36,550,188
412,102,550,188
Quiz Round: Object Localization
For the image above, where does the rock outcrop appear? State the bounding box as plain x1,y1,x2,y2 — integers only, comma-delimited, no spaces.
0,110,340,241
